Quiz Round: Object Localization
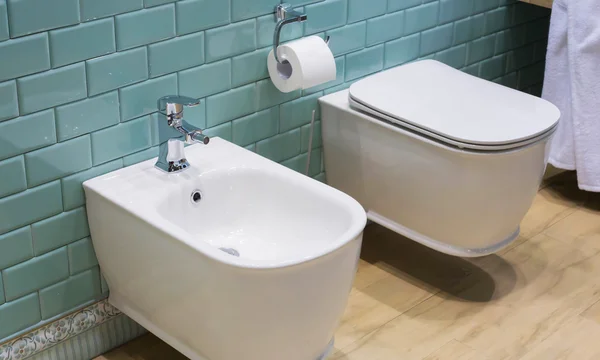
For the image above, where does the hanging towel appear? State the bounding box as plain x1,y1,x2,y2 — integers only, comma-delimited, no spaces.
543,0,600,192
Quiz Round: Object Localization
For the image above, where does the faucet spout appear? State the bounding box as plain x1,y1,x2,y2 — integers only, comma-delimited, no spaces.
174,120,210,145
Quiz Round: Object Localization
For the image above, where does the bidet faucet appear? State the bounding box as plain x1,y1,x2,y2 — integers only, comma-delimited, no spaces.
155,95,210,173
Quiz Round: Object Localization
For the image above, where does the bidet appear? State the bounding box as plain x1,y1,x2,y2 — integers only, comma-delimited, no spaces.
84,138,366,360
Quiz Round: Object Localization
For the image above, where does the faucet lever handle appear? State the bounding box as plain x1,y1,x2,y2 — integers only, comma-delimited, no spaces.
157,95,200,118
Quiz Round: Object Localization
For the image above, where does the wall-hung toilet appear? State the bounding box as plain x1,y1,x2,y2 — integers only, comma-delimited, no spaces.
320,60,561,257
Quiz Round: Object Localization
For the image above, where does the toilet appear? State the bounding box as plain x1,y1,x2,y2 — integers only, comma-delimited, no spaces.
320,60,560,257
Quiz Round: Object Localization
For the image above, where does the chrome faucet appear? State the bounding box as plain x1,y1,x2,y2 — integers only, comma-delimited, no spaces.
156,95,210,173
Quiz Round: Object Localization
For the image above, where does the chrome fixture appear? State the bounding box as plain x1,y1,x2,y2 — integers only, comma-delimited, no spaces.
156,95,210,173
273,3,307,63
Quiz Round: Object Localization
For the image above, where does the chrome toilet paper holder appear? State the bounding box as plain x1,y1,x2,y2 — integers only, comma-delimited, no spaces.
273,3,330,64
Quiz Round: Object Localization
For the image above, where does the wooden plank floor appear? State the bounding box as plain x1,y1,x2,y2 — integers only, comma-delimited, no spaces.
96,172,600,360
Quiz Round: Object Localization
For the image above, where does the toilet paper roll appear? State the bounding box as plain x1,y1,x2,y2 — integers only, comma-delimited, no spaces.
267,36,337,93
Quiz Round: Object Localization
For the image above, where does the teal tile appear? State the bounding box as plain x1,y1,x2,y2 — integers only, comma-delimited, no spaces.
176,0,230,36
231,0,273,21
49,18,115,68
205,19,256,63
25,136,92,187
2,247,69,301
323,82,350,95
345,45,384,81
0,34,50,82
518,61,545,89
281,148,321,176
256,78,301,110
404,2,439,35
304,0,347,35
466,34,496,64
7,0,79,37
495,25,527,54
122,146,159,166
473,0,499,14
145,0,178,7
17,63,87,115
526,17,550,43
0,81,18,122
435,44,467,68
86,48,148,96
366,11,404,46
256,11,303,48
485,6,514,35
388,0,421,12
287,0,322,5
178,59,231,98
91,115,152,165
0,110,56,161
206,84,257,127
256,128,301,163
231,48,270,87
149,32,204,77
505,43,534,72
280,92,321,133
115,5,175,50
326,22,366,56
453,14,485,45
304,56,344,95
39,267,101,319
348,0,386,23
439,0,473,24
55,92,120,142
245,144,256,152
0,1,8,41
533,39,547,62
494,71,517,88
0,293,41,340
0,227,33,270
463,63,480,76
31,207,90,256
314,172,326,183
514,1,549,25
119,74,177,121
203,121,232,141
480,54,507,80
61,159,123,211
301,120,321,152
80,0,143,21
420,23,453,56
0,156,26,198
384,33,420,68
100,273,109,294
0,276,3,304
232,106,279,147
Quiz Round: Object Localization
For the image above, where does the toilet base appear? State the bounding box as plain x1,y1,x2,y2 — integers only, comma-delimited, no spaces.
109,292,335,360
368,211,519,257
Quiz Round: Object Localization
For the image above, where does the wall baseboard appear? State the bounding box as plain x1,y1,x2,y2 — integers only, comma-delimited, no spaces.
0,300,146,360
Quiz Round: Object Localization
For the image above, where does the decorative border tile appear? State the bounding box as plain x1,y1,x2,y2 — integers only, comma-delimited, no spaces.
0,300,121,360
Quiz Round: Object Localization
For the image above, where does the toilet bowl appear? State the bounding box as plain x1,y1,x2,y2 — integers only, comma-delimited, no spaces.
320,60,560,257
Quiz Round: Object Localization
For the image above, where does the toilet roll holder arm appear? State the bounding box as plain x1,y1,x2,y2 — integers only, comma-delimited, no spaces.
273,3,330,64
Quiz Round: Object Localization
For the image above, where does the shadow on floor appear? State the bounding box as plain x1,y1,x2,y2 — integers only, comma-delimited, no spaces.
359,224,517,304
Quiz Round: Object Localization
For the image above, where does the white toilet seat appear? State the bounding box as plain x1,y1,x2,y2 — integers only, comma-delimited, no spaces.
348,60,560,151
349,95,558,151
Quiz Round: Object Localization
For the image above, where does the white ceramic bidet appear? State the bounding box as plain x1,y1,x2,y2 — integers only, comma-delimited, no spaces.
84,138,366,360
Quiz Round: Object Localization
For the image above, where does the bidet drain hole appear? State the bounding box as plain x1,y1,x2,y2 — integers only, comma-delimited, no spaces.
219,247,240,257
190,190,202,203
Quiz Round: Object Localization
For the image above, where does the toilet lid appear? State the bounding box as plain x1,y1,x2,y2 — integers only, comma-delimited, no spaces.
348,60,560,149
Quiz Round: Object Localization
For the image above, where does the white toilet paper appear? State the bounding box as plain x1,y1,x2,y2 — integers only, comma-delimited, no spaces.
267,36,336,93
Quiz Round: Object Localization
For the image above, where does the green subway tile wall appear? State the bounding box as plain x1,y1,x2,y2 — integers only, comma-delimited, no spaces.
0,0,549,346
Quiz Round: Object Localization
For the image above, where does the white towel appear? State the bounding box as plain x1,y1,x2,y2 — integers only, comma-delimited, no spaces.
543,0,600,192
